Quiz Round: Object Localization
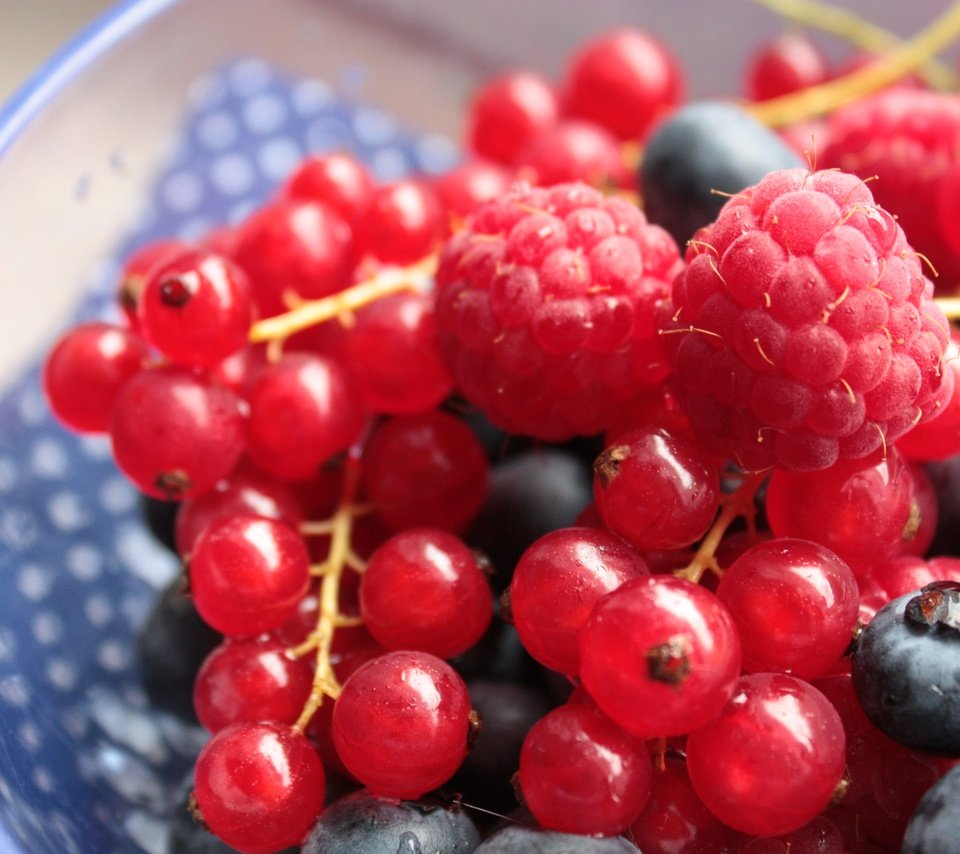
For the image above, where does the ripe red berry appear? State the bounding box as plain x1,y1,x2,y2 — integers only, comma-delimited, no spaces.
280,151,374,225
355,180,443,265
331,650,473,798
517,119,629,188
42,322,150,433
562,27,684,141
745,32,829,102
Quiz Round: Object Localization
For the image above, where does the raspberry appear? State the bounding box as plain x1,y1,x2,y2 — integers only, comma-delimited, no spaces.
821,87,960,288
435,181,682,440
662,167,953,472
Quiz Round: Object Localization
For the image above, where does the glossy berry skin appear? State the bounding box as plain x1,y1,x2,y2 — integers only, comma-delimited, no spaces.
355,180,443,265
593,427,720,552
116,238,190,329
745,32,828,102
189,514,310,637
686,673,846,837
109,366,247,500
138,248,253,368
301,789,481,854
360,528,493,658
42,322,150,433
640,101,804,248
280,151,374,225
475,826,640,852
432,157,514,228
716,537,860,679
344,291,453,414
467,71,559,165
246,352,366,482
579,575,742,738
562,27,683,141
509,526,649,674
518,700,653,836
361,410,489,532
852,589,960,756
901,764,960,854
231,198,354,318
331,650,473,799
518,119,628,189
194,635,314,733
193,721,325,854
765,447,917,577
631,757,734,854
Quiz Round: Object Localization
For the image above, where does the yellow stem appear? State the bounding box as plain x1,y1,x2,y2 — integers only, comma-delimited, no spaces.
749,1,960,127
673,471,768,585
249,255,437,344
750,0,957,91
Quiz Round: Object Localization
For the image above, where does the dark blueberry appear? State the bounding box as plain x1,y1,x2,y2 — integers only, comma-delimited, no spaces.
450,680,555,817
640,100,804,247
902,764,960,853
301,789,481,853
851,588,960,756
137,579,221,720
450,615,540,685
924,456,960,556
140,492,179,553
466,448,593,592
474,825,639,852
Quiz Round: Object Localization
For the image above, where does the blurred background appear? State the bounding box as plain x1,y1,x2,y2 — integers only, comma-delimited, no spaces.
0,0,114,105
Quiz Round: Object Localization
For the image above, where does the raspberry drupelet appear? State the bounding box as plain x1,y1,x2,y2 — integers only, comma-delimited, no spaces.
434,181,683,441
661,166,953,472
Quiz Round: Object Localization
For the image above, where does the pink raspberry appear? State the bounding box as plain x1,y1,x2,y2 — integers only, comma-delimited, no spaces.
434,182,682,440
661,167,953,472
821,87,960,288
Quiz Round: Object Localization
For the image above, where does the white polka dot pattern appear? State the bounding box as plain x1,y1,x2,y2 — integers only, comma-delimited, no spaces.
0,57,457,852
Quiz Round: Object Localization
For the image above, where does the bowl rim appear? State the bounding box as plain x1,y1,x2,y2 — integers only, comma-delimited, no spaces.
0,0,179,158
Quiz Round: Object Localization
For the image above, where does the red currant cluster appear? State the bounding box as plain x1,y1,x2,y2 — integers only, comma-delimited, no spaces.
39,3,960,853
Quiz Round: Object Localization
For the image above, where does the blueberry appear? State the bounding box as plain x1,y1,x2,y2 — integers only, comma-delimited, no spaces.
473,825,639,852
140,492,179,553
640,100,804,247
851,587,960,756
301,789,481,853
902,764,960,853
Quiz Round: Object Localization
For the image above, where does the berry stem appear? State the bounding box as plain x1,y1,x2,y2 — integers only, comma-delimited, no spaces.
673,471,768,585
291,436,370,733
750,0,958,91
249,256,437,344
749,1,960,127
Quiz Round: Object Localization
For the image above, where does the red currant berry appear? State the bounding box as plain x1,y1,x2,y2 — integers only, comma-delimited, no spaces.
518,119,628,188
138,248,253,368
189,514,310,636
116,238,189,329
360,528,492,658
518,699,653,836
331,650,473,798
745,32,829,102
280,151,374,225
355,180,443,265
42,322,150,433
193,721,324,854
686,673,846,837
579,575,742,738
432,157,514,230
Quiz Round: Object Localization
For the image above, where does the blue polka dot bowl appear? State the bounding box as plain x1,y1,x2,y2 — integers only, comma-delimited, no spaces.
0,0,936,851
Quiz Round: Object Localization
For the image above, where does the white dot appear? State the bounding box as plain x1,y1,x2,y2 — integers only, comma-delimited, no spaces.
372,147,410,181
244,93,288,135
353,105,398,146
416,133,460,173
32,767,55,793
229,58,272,96
66,543,103,581
0,456,16,492
162,169,204,214
0,627,16,662
78,434,111,460
113,521,179,589
98,475,137,515
30,437,69,478
196,110,239,151
0,676,30,707
292,78,334,115
258,137,303,182
47,658,79,692
18,721,41,752
48,490,92,532
211,153,256,197
61,708,89,738
98,639,130,672
85,594,114,628
177,216,215,243
17,386,45,425
0,506,38,550
17,563,54,602
32,611,63,645
306,116,352,153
